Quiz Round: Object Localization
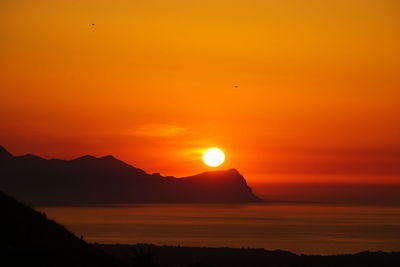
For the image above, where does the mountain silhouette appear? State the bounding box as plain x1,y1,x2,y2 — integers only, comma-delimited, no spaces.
1,190,123,267
0,146,261,205
0,145,13,159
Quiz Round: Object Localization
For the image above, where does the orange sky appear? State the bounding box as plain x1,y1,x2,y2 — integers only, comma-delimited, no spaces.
1,0,399,183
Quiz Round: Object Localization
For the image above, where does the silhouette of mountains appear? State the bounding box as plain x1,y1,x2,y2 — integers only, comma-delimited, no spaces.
1,190,123,267
0,146,261,205
0,145,13,159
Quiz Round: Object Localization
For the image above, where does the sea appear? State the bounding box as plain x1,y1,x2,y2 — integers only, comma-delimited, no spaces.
37,203,400,255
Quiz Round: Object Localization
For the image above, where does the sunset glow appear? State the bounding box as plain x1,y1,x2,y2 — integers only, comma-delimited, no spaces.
1,0,399,184
2,0,400,261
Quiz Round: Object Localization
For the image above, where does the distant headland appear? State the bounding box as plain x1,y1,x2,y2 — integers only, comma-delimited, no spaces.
0,146,261,205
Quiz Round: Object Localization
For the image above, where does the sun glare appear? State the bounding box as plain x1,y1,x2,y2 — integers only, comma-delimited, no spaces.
202,148,225,167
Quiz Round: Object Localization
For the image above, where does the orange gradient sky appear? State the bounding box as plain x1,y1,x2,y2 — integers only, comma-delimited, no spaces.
1,0,399,183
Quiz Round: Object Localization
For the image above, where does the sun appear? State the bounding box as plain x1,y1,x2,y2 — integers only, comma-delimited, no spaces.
202,148,225,167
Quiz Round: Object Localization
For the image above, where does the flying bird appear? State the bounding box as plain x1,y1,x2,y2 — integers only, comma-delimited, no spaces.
233,85,239,88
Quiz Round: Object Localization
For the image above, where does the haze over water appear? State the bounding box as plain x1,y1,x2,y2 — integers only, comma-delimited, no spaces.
38,203,400,255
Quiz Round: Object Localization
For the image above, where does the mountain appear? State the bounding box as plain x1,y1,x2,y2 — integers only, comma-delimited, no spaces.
0,146,261,205
0,145,13,159
0,190,124,267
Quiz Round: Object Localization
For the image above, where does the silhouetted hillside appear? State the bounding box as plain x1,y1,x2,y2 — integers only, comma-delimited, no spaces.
0,146,261,205
98,243,400,267
0,190,123,267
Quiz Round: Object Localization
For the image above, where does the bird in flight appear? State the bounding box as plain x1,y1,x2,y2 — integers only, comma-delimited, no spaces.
91,23,95,26
233,85,239,88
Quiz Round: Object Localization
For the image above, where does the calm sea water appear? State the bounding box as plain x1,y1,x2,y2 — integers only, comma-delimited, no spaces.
37,204,400,255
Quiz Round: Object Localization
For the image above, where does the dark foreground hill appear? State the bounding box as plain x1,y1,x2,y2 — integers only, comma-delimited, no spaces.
0,190,123,267
0,146,260,205
97,243,400,267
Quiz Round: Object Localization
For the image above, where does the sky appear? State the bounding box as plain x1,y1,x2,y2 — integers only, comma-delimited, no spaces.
1,0,399,184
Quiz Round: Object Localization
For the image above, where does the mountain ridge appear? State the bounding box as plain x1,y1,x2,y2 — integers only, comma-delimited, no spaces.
1,189,124,267
0,146,261,205
0,145,13,159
